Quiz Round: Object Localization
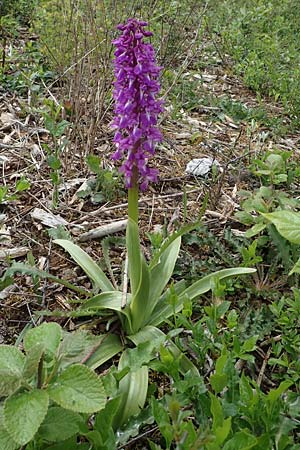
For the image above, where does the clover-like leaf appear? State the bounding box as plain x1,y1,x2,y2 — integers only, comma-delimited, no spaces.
47,364,106,413
3,390,49,446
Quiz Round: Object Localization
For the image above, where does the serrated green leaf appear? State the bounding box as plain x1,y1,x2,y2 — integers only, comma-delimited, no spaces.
23,343,44,379
0,420,18,450
38,406,82,442
0,345,25,375
24,322,62,356
4,389,49,446
58,330,106,369
0,370,22,396
48,364,106,413
54,239,114,292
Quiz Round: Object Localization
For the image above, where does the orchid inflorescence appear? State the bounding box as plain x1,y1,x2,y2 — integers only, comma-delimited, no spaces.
112,18,163,191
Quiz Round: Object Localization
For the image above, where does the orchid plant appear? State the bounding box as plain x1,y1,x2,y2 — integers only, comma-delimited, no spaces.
9,19,255,430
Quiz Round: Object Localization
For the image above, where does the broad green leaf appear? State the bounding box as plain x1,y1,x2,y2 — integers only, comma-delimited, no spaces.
210,373,228,394
48,364,106,413
262,211,300,244
215,417,232,445
0,370,22,396
222,429,258,449
84,334,123,370
46,437,89,450
4,389,49,446
0,412,18,450
58,330,121,370
130,256,150,333
289,257,300,276
54,239,114,292
0,345,25,375
245,222,267,238
241,335,259,353
267,380,293,403
24,322,62,356
23,343,44,379
38,407,82,442
129,326,199,376
126,218,142,296
79,291,132,331
210,392,223,430
7,262,88,296
148,236,181,317
113,352,148,428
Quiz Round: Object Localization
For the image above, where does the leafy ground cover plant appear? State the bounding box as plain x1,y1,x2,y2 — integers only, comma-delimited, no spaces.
0,322,106,449
7,19,255,440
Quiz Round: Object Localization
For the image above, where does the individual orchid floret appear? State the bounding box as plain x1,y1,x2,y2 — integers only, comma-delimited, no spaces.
112,18,163,190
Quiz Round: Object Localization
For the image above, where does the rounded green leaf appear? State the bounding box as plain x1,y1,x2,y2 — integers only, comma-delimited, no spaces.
23,343,44,380
38,407,82,442
0,423,18,450
24,322,62,356
0,370,22,396
4,390,49,446
0,345,25,376
48,364,106,413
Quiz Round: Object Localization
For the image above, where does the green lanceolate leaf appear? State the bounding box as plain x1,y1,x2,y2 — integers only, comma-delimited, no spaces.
54,239,114,291
113,352,148,429
7,262,88,296
181,267,256,302
80,291,132,327
3,389,49,446
48,364,106,413
149,268,255,327
130,256,150,333
38,406,83,442
84,334,123,370
262,210,300,244
148,236,181,317
24,322,62,357
126,218,143,295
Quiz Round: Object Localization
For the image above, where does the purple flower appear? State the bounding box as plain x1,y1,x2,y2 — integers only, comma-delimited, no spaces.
112,18,163,190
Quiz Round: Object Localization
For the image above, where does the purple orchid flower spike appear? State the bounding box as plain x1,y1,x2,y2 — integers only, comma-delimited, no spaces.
112,18,163,191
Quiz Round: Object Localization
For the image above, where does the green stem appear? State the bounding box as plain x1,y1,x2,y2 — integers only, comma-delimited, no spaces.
128,167,139,224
